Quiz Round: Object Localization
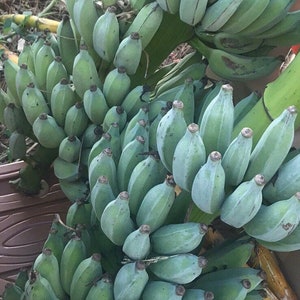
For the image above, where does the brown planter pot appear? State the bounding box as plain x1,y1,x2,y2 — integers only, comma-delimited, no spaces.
0,161,70,294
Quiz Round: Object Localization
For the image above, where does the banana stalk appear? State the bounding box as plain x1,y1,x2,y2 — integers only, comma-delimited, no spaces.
0,14,59,33
233,52,300,144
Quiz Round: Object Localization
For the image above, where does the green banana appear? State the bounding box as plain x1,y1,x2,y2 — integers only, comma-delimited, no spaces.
66,198,91,228
8,130,27,160
15,267,30,291
243,192,300,242
219,0,270,34
18,40,35,73
72,44,102,99
238,0,296,36
59,178,89,202
90,175,116,221
179,0,208,26
191,151,225,214
56,15,80,75
22,82,50,125
201,237,255,274
100,191,135,246
58,135,82,163
33,248,67,299
53,157,80,182
102,105,127,132
103,67,131,107
172,123,206,192
234,91,260,126
34,40,56,91
136,176,176,232
124,2,164,49
130,0,152,11
113,32,142,75
121,85,151,119
213,32,264,54
199,83,234,155
197,0,244,32
85,273,114,300
148,106,168,151
15,63,38,103
142,281,186,299
2,56,21,106
81,123,103,149
69,253,103,300
50,78,77,127
122,119,149,150
221,127,253,187
243,106,297,182
183,289,215,300
263,153,300,203
148,254,207,284
88,147,119,195
64,101,89,137
113,261,149,300
83,84,109,125
156,0,180,14
150,222,208,255
190,38,283,81
127,153,167,216
72,0,101,56
256,222,300,252
122,224,151,260
23,270,59,300
117,135,147,191
75,223,93,256
220,174,265,228
255,10,300,39
32,113,66,148
45,56,68,101
3,102,31,134
92,6,119,63
2,283,23,299
174,77,195,125
60,234,87,295
156,100,187,172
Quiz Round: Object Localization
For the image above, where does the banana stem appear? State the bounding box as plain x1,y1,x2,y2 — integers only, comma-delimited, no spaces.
233,53,300,145
0,14,59,33
188,37,212,59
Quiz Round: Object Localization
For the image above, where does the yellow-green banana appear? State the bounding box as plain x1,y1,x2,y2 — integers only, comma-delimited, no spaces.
124,2,164,49
60,235,87,295
64,101,89,137
50,78,77,127
69,253,103,300
103,67,131,107
32,113,66,148
22,82,50,125
113,32,143,75
18,40,35,73
33,248,67,299
92,6,119,63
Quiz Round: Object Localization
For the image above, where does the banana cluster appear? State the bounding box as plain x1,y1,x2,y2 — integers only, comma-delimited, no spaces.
1,0,300,299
